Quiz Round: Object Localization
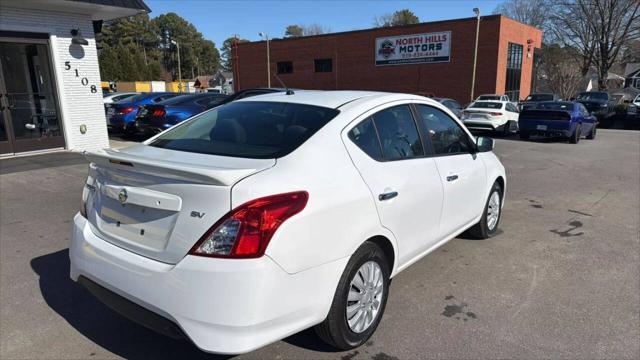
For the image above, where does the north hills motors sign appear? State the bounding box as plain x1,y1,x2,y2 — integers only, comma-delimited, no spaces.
375,31,451,66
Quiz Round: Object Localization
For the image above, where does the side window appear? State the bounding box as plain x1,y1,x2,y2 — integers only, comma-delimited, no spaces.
371,105,423,160
348,118,383,161
450,100,461,109
416,105,473,155
506,103,518,112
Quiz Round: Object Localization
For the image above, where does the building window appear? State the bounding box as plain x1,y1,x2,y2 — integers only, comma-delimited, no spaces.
314,58,333,72
277,61,293,74
505,43,523,101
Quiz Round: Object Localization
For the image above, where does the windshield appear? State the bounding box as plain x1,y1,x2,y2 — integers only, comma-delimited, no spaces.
477,95,501,100
469,102,503,109
536,102,574,111
577,92,608,101
525,94,554,102
149,101,339,159
635,95,640,103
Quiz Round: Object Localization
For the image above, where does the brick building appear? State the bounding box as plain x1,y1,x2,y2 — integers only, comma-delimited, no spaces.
234,15,542,104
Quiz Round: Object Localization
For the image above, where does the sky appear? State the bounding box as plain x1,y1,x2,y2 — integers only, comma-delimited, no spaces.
145,0,503,48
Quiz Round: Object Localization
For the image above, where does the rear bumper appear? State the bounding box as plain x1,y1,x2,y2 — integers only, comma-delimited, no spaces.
70,213,347,354
518,119,574,137
462,119,504,131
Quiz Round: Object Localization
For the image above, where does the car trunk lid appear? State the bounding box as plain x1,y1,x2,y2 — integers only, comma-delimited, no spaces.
83,145,275,264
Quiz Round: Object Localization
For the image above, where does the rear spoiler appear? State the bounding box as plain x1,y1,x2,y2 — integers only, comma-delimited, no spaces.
83,148,263,186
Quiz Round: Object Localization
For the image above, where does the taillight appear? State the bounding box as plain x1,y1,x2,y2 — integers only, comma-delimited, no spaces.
152,108,166,117
489,112,503,116
189,191,308,258
119,106,135,114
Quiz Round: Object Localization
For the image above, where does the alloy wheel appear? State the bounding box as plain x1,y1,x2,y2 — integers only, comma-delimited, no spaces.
346,261,384,333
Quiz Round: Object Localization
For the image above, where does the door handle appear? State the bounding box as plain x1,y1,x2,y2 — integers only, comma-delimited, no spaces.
446,175,459,182
378,191,398,201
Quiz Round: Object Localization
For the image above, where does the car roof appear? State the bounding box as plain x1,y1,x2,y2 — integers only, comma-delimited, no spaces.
234,90,418,109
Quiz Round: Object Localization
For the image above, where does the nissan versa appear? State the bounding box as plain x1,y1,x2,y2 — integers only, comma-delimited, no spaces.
70,91,506,354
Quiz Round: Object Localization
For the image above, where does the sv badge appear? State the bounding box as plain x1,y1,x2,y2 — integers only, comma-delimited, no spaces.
190,211,205,218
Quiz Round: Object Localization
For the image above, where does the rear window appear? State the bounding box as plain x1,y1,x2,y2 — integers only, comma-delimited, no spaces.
149,101,339,159
469,102,503,109
124,93,151,103
525,94,554,101
577,92,608,100
537,102,574,110
477,95,500,100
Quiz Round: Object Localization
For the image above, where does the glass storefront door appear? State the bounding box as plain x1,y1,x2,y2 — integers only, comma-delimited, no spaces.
0,37,64,155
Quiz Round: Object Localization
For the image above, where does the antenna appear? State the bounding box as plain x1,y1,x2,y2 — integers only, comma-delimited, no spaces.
273,73,294,95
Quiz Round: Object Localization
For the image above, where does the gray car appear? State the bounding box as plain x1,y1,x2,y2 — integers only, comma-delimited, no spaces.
433,97,463,118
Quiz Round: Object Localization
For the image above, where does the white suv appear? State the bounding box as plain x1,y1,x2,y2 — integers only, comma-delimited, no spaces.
71,91,506,354
461,100,520,134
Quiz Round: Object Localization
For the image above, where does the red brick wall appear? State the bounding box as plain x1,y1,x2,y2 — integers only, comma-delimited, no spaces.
235,15,541,105
495,16,543,100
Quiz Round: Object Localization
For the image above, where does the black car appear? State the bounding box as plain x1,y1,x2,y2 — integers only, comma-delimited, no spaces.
134,93,228,136
576,91,615,119
519,93,559,111
433,97,463,118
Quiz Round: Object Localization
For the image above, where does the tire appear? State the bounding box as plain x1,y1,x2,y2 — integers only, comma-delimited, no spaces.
586,125,597,140
519,131,530,140
315,242,390,350
468,182,503,239
502,121,512,136
569,125,581,144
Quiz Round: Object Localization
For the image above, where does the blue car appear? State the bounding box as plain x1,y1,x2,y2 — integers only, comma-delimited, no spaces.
105,92,178,133
135,93,228,136
518,101,598,143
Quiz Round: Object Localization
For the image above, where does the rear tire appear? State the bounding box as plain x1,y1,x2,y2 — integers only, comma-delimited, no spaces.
519,131,530,140
502,121,513,136
569,125,581,144
468,182,503,239
315,242,390,350
586,125,597,140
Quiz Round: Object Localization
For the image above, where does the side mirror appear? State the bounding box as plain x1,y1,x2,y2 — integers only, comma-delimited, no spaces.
476,136,494,152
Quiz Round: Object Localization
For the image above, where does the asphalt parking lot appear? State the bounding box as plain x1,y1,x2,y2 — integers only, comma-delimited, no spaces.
1,129,639,359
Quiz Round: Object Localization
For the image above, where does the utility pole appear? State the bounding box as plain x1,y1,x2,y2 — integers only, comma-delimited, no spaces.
471,8,481,102
171,39,182,93
259,32,271,88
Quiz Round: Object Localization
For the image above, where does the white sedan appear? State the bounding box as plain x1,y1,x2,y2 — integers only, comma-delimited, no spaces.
461,100,520,134
70,91,506,354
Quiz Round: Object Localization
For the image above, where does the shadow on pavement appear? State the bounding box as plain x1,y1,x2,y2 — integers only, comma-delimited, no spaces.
30,249,231,360
0,152,86,175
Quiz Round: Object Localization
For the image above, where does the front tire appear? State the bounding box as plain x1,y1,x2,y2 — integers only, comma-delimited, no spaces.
315,242,390,350
586,125,597,140
468,182,503,239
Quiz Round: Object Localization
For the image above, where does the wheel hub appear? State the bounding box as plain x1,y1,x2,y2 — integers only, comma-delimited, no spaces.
346,261,384,333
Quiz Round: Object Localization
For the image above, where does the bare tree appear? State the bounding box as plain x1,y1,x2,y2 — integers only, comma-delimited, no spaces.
303,23,331,36
373,9,420,27
585,0,640,89
373,13,394,27
493,0,549,29
537,44,584,99
548,1,597,76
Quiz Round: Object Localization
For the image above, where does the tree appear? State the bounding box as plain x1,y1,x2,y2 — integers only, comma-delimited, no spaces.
586,0,640,90
303,23,330,36
492,0,549,30
284,25,304,37
374,9,420,27
537,44,583,99
221,36,249,71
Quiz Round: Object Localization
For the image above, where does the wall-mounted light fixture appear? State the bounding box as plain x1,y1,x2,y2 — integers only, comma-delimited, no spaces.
71,28,89,46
